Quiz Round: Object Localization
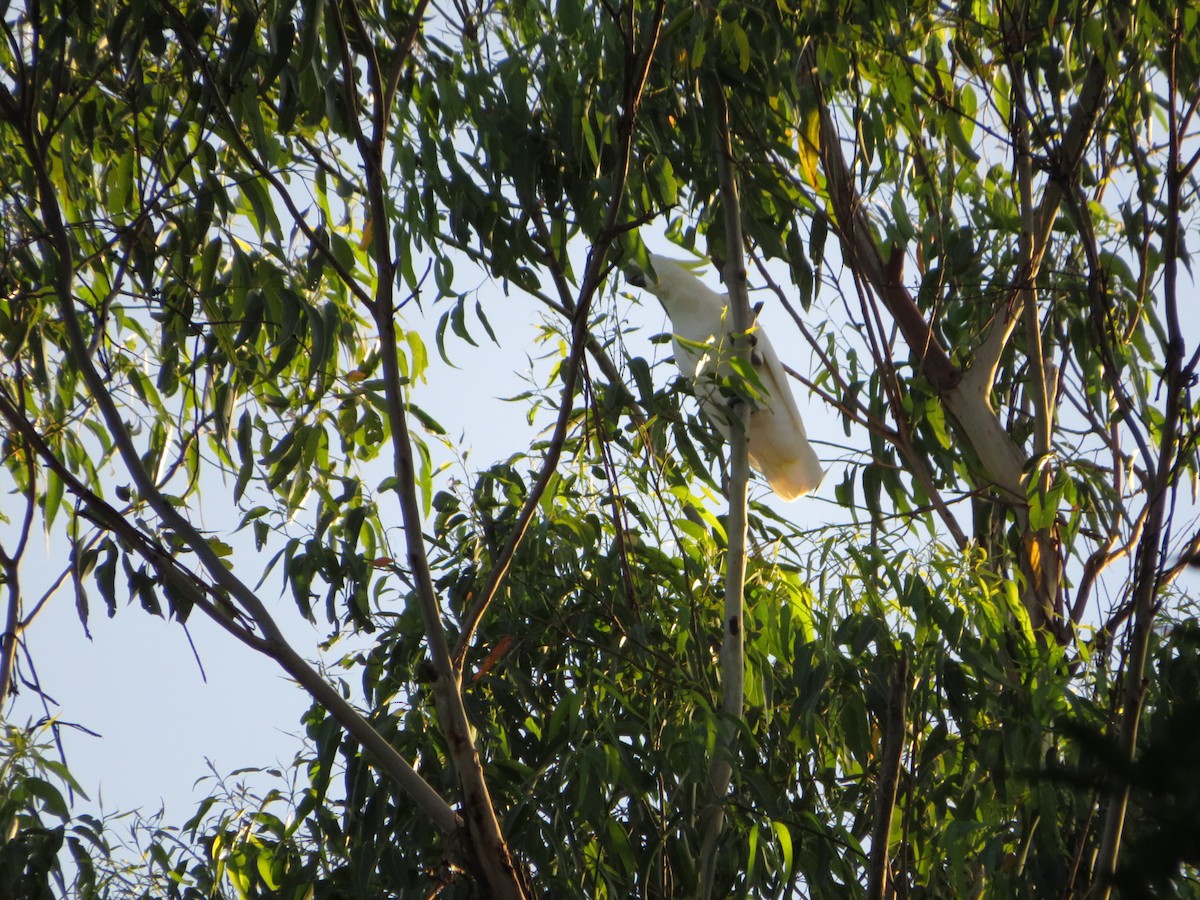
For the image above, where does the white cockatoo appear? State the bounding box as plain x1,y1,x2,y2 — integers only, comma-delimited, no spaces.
630,253,824,500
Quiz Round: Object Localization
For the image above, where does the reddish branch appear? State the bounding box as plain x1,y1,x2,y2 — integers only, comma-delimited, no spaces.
794,33,1118,624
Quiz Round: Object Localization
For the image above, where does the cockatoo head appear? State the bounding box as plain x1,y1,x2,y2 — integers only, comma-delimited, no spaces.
626,254,726,328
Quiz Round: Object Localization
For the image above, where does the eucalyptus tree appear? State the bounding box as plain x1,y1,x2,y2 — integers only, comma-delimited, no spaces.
0,0,1197,897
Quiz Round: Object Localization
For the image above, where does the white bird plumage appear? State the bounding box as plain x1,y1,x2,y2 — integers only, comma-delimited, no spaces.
631,253,824,500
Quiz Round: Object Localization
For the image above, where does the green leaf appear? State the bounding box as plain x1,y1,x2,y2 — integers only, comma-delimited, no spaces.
797,103,821,190
772,821,794,877
924,397,952,449
44,469,64,528
945,112,981,163
24,778,70,820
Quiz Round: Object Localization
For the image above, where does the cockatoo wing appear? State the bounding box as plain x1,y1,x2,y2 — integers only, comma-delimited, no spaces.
744,330,825,500
632,254,824,499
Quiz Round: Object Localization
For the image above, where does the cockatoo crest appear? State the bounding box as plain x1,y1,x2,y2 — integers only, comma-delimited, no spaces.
631,253,824,500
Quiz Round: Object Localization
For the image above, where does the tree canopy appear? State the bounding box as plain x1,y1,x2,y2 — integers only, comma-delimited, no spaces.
1,0,1199,897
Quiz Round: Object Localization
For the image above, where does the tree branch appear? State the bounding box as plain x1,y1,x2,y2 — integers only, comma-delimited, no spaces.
867,653,908,900
332,0,523,890
794,42,1025,503
1008,40,1060,628
696,75,751,900
0,395,37,708
797,28,1121,627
